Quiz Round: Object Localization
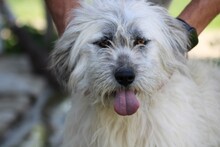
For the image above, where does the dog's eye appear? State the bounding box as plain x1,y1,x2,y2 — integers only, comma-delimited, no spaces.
94,39,111,48
133,38,149,46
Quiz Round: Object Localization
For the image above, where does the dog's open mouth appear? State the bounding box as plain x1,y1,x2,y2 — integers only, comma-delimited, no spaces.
114,89,139,116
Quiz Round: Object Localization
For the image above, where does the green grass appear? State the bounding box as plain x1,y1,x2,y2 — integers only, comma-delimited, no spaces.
7,0,45,29
169,0,190,16
6,0,220,30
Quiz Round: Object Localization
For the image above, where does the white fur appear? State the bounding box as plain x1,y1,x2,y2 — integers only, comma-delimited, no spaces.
51,0,220,147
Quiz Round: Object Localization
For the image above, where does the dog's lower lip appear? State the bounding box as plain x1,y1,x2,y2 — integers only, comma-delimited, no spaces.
112,89,138,96
112,91,116,97
134,90,137,94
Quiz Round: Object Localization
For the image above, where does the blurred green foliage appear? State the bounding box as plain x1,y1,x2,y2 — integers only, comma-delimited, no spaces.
169,0,190,16
3,29,21,54
3,26,46,54
7,0,45,30
3,0,57,54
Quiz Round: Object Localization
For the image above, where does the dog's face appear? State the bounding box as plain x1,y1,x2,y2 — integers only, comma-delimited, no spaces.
52,0,188,116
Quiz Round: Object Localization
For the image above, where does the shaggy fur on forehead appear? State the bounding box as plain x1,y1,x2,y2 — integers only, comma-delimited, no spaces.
52,0,188,86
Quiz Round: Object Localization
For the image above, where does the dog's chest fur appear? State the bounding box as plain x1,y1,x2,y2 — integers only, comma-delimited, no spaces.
63,61,220,147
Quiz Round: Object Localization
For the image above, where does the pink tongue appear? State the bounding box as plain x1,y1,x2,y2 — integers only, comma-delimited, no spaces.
114,90,140,116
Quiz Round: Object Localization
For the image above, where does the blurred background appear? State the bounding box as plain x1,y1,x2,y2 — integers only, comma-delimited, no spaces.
0,0,219,147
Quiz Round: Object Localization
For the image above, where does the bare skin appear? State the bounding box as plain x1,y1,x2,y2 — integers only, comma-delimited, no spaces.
179,0,220,35
44,0,80,35
45,0,220,36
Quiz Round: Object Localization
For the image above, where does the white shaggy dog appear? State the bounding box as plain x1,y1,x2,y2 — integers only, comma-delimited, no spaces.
51,0,220,146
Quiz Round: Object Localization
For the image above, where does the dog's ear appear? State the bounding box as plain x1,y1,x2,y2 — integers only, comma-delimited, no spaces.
165,17,189,55
147,0,172,8
51,31,89,89
50,39,73,86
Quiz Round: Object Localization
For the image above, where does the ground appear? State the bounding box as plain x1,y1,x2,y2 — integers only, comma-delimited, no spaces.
189,29,220,59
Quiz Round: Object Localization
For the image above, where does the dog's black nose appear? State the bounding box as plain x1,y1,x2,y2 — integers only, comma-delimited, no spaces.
114,67,135,87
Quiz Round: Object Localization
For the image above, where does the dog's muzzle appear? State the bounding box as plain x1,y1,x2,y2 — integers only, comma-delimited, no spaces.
114,67,135,87
113,67,139,116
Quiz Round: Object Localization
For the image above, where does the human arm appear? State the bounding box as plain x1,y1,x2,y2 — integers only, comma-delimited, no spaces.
44,0,79,36
178,0,220,35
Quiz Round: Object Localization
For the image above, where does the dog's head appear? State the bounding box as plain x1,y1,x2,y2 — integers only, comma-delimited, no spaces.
51,0,189,116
